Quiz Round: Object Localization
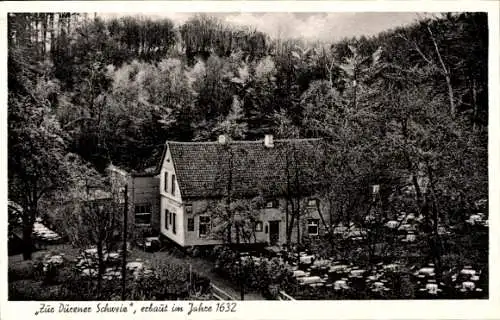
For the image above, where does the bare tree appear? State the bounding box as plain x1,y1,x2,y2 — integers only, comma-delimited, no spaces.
398,17,457,117
62,175,123,297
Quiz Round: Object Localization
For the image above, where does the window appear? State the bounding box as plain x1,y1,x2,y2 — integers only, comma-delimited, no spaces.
185,204,193,214
199,216,211,237
266,199,279,208
164,172,168,192
172,213,176,234
135,204,151,214
171,174,176,196
169,212,172,225
134,204,151,225
187,218,195,232
307,199,318,207
308,219,319,236
255,221,263,232
164,210,168,230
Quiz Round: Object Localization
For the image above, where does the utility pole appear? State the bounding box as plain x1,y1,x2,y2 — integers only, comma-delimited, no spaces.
121,185,128,300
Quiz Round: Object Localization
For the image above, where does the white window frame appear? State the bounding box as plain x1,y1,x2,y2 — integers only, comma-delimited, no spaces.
266,199,279,208
255,221,263,232
307,199,318,208
307,219,319,236
135,204,152,225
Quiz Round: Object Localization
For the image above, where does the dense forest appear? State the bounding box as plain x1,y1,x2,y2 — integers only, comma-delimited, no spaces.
8,12,488,263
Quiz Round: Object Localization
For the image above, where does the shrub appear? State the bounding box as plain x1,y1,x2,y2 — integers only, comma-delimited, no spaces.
191,247,201,258
213,248,294,297
42,263,59,285
8,261,36,281
9,255,209,301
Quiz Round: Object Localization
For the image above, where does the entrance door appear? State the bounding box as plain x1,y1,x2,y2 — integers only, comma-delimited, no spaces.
269,221,280,245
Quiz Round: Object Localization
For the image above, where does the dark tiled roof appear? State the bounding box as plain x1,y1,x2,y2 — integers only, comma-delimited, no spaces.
167,138,326,199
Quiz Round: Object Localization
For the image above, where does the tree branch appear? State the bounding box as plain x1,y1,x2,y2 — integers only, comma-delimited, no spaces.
426,24,449,76
397,33,436,70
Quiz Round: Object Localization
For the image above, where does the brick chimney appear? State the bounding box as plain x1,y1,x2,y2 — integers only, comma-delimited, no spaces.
264,134,274,148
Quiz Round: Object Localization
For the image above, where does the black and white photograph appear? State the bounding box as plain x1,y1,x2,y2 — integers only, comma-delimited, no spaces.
2,1,499,317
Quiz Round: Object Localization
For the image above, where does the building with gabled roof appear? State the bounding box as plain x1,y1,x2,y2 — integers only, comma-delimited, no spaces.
122,134,330,247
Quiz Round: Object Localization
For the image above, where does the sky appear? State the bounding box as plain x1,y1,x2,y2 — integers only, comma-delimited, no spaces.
101,12,423,42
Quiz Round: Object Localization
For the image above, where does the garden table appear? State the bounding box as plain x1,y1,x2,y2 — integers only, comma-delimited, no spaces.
415,267,435,277
333,279,349,290
424,282,440,295
460,281,476,291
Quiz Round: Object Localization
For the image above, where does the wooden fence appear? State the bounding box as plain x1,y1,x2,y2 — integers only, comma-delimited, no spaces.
277,290,296,301
209,284,295,301
210,283,236,300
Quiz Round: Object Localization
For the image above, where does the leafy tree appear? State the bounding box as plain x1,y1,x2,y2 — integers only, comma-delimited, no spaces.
379,72,487,270
8,47,72,260
180,14,269,64
212,95,249,140
207,197,263,245
105,57,195,170
189,55,235,140
107,16,177,63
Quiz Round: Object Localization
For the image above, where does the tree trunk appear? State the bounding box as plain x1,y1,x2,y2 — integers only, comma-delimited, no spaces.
472,78,478,133
49,13,54,54
296,202,300,245
235,224,240,245
121,185,129,300
328,198,334,230
293,147,301,245
33,14,39,58
425,23,455,118
431,203,442,271
285,197,290,245
315,201,336,250
22,219,34,260
445,73,456,117
287,200,296,244
285,150,293,245
426,163,443,273
41,13,47,57
96,239,104,297
67,13,71,34
227,145,234,244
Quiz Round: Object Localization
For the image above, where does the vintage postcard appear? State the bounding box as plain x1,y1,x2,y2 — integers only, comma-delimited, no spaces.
1,1,499,319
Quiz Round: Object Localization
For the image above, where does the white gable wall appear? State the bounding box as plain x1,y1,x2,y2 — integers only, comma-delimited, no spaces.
160,146,182,201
